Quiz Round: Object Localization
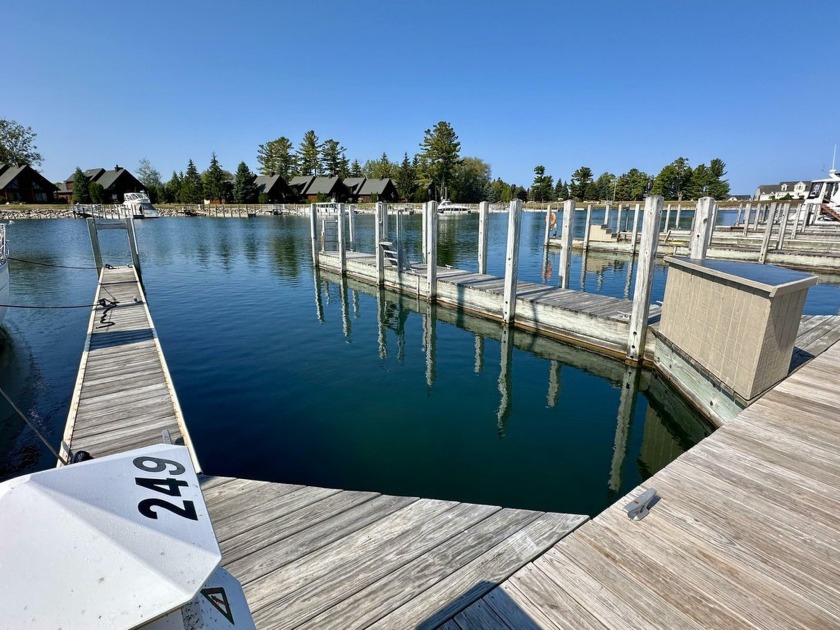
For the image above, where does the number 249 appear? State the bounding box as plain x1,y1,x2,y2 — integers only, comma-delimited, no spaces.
133,456,198,521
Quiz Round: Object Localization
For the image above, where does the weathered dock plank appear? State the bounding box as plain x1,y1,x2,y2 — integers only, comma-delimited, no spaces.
459,338,840,629
59,265,198,467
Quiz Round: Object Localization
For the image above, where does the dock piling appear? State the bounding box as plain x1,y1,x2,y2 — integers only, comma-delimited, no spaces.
583,204,592,252
426,201,438,301
759,203,778,264
626,195,663,364
347,203,357,251
791,202,802,239
604,203,611,228
558,200,574,289
502,199,522,324
478,201,489,274
689,197,714,261
337,203,347,275
309,204,319,267
630,203,640,256
543,203,553,249
664,204,671,231
777,202,791,250
374,202,385,286
743,203,752,237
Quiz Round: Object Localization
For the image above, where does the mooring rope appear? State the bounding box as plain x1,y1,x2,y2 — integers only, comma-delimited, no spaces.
0,385,68,465
7,256,99,270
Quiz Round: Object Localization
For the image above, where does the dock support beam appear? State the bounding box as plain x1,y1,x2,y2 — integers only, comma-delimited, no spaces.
689,197,714,261
309,204,319,267
616,204,623,237
478,201,490,274
791,202,802,239
664,204,671,231
604,203,611,228
675,204,682,229
502,199,522,324
374,202,385,286
426,201,438,301
626,195,663,364
558,199,574,289
86,218,102,271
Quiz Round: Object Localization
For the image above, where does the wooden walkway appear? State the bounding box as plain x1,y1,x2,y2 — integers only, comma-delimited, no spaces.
319,252,658,358
200,477,586,629
453,337,840,629
59,265,198,468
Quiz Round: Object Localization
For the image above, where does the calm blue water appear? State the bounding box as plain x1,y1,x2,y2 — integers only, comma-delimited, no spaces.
1,212,837,515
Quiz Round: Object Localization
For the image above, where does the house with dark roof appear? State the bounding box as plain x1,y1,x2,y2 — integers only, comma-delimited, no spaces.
342,177,366,201
289,175,349,202
0,163,58,203
358,178,398,202
55,165,144,203
254,173,294,203
754,180,810,201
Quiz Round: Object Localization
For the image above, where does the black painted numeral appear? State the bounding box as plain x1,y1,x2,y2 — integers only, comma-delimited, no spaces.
136,476,189,497
133,456,186,475
138,498,198,521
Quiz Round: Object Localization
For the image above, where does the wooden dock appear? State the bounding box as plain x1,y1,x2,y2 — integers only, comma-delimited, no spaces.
59,265,198,468
318,251,659,360
58,263,590,628
56,260,840,628
201,477,586,629
452,338,840,629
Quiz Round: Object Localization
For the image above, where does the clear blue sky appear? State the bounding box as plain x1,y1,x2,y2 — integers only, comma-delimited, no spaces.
6,0,839,194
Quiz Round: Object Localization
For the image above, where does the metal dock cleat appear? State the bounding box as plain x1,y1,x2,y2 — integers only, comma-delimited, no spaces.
624,488,658,521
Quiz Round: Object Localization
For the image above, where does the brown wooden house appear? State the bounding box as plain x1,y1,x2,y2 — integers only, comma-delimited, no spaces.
254,173,295,202
0,163,58,203
289,176,350,202
357,178,398,202
55,165,144,203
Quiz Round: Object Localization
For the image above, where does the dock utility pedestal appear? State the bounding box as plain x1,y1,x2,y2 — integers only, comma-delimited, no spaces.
658,257,817,401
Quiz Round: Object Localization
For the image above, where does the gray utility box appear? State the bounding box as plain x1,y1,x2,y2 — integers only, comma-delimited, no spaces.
659,257,817,401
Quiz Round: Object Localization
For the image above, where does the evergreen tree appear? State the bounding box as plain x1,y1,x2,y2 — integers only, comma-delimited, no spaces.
321,139,349,177
232,161,258,203
71,167,91,204
514,186,529,201
296,130,322,175
706,158,730,200
591,172,615,201
364,152,396,179
348,159,363,177
419,121,461,198
163,171,182,203
180,160,203,203
530,165,554,202
395,153,416,201
202,153,228,202
257,136,296,178
569,166,594,201
652,157,692,200
89,182,104,204
554,179,570,200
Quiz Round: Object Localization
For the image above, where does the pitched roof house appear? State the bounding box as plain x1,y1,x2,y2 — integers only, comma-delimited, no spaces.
0,163,58,203
289,176,349,202
55,165,144,203
358,178,398,202
254,174,294,202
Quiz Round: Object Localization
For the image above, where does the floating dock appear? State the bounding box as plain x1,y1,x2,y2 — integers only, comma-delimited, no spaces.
59,265,198,468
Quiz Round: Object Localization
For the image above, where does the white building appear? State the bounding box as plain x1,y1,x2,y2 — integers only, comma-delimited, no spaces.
753,180,810,201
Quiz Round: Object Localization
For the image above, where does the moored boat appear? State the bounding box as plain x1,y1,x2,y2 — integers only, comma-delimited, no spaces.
437,198,473,216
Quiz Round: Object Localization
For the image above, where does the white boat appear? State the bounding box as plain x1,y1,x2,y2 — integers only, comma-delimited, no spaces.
803,168,840,224
120,191,160,218
0,224,8,327
76,191,160,220
437,199,473,216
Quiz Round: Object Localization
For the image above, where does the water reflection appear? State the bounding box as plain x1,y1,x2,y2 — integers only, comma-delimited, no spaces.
314,268,712,505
